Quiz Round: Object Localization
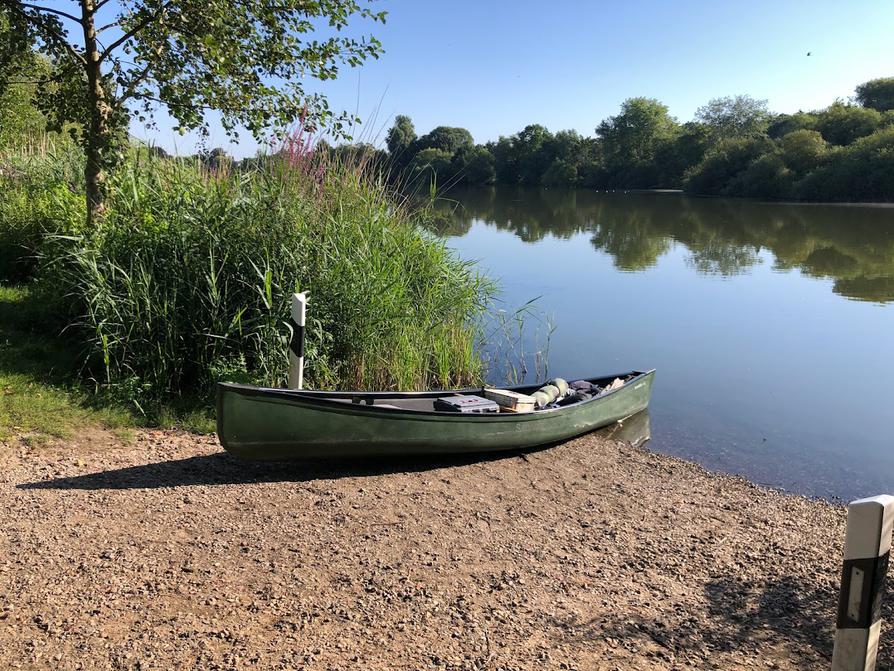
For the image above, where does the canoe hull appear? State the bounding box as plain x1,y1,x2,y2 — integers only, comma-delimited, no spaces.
217,370,654,460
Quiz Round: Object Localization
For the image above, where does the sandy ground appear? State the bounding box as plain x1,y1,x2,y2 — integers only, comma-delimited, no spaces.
0,414,882,670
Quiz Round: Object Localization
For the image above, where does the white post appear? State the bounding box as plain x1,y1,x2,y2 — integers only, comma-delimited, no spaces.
288,292,307,389
832,495,894,671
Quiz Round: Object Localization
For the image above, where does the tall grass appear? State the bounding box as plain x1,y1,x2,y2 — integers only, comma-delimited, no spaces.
0,137,85,281
484,299,557,385
22,141,494,409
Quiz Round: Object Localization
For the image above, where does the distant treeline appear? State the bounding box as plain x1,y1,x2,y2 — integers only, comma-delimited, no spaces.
114,77,894,203
374,77,894,202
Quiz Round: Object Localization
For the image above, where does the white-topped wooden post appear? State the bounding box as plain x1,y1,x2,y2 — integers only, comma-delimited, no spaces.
832,495,894,671
288,292,307,389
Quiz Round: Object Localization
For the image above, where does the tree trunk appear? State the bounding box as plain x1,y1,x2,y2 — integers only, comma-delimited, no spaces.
80,0,111,228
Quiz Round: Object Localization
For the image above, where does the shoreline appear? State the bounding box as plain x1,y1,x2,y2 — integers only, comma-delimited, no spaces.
1,424,883,670
588,187,894,207
468,184,894,207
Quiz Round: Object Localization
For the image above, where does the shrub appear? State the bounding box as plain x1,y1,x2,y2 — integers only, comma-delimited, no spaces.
767,112,818,139
815,102,882,146
794,127,894,201
33,145,493,408
724,152,793,199
780,130,829,174
684,137,773,195
450,146,495,186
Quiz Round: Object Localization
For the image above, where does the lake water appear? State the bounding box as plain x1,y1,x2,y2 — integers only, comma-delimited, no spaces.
440,187,894,501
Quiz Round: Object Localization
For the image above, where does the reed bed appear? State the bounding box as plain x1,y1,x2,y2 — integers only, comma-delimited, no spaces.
1,139,494,411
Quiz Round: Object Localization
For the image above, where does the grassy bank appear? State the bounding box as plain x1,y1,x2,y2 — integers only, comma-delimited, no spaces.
0,139,493,430
0,285,135,443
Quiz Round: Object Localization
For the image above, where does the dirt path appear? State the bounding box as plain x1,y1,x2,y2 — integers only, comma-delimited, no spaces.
0,417,875,670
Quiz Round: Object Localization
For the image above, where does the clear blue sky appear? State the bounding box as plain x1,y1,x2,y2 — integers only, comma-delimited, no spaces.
131,0,894,157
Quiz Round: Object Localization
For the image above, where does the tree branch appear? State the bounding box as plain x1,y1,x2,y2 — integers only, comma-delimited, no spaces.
96,20,120,34
0,0,87,66
99,0,173,62
118,62,153,103
58,41,86,67
14,1,81,24
137,92,217,112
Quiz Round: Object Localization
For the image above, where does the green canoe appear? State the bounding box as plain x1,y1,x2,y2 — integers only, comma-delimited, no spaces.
216,370,655,460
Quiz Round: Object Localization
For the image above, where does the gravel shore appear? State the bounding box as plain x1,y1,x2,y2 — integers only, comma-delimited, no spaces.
0,415,879,670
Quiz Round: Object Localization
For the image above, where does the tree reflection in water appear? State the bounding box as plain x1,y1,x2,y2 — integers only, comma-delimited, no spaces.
435,187,894,303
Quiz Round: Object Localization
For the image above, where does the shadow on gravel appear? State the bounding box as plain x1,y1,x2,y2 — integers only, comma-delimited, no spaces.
17,447,547,490
702,574,886,666
701,574,836,659
18,413,650,491
548,571,887,667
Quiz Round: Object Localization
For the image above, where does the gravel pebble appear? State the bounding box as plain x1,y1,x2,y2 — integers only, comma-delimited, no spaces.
0,421,882,670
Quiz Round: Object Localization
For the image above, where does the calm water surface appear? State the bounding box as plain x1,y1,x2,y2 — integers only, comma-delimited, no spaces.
440,187,894,501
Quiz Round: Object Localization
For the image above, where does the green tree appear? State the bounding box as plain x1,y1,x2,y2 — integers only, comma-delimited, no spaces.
385,114,416,163
513,124,553,184
576,139,605,187
490,136,519,183
795,127,894,201
412,126,474,155
0,58,47,147
0,9,47,145
546,129,584,161
725,152,792,199
201,147,232,171
856,77,894,112
815,102,882,146
540,129,587,184
0,6,26,86
332,142,388,170
695,95,770,140
596,97,679,186
1,0,386,225
597,97,679,165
